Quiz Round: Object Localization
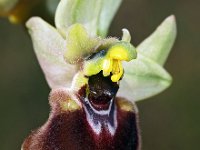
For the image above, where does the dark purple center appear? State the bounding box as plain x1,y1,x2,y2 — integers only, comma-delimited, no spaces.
88,71,119,110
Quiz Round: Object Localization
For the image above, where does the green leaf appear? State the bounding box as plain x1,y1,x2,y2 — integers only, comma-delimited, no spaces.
118,54,172,102
26,17,77,88
137,15,177,66
55,0,122,38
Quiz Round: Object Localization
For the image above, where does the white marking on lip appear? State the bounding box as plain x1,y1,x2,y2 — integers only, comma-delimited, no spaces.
83,98,118,136
107,104,118,136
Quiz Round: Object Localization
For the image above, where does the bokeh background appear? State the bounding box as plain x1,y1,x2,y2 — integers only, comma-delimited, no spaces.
0,0,199,149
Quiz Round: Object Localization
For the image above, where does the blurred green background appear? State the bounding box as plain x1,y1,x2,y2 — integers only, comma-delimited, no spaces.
0,0,199,149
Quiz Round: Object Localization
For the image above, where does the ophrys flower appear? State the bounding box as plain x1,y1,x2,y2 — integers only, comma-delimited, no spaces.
22,0,177,149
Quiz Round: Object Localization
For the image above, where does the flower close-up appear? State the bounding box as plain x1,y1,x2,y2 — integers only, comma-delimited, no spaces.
19,0,177,149
0,0,177,150
3,0,200,149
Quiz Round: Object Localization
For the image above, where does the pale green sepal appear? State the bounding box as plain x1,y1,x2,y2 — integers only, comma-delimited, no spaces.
26,17,77,88
64,24,99,64
137,15,177,66
55,0,101,37
118,54,172,102
55,0,122,38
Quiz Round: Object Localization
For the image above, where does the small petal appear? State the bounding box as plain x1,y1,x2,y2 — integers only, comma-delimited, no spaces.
64,24,99,64
55,0,122,37
118,54,172,102
26,17,76,88
137,15,177,66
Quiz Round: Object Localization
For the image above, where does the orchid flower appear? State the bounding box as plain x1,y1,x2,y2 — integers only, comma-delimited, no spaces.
22,0,177,149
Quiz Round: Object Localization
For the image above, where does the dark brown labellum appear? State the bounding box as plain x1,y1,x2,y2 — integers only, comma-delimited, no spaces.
22,73,141,150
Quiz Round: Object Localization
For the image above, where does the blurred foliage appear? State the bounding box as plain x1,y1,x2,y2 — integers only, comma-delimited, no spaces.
0,0,200,149
0,0,59,24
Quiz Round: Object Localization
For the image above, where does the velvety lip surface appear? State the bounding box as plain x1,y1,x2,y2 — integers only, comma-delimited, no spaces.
22,73,139,150
22,100,139,150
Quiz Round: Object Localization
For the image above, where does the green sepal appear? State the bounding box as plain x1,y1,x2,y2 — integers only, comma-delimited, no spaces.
118,54,172,102
116,15,177,101
137,15,177,66
26,17,77,88
55,0,122,38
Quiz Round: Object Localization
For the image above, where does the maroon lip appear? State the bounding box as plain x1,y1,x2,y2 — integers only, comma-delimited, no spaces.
88,94,112,110
22,72,140,150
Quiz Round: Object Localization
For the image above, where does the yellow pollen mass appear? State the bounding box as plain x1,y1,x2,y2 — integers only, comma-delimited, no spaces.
112,60,120,74
102,46,129,82
102,58,124,82
111,60,123,82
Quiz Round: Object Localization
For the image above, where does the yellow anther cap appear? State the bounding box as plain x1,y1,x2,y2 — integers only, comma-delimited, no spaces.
83,37,137,83
102,41,137,82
